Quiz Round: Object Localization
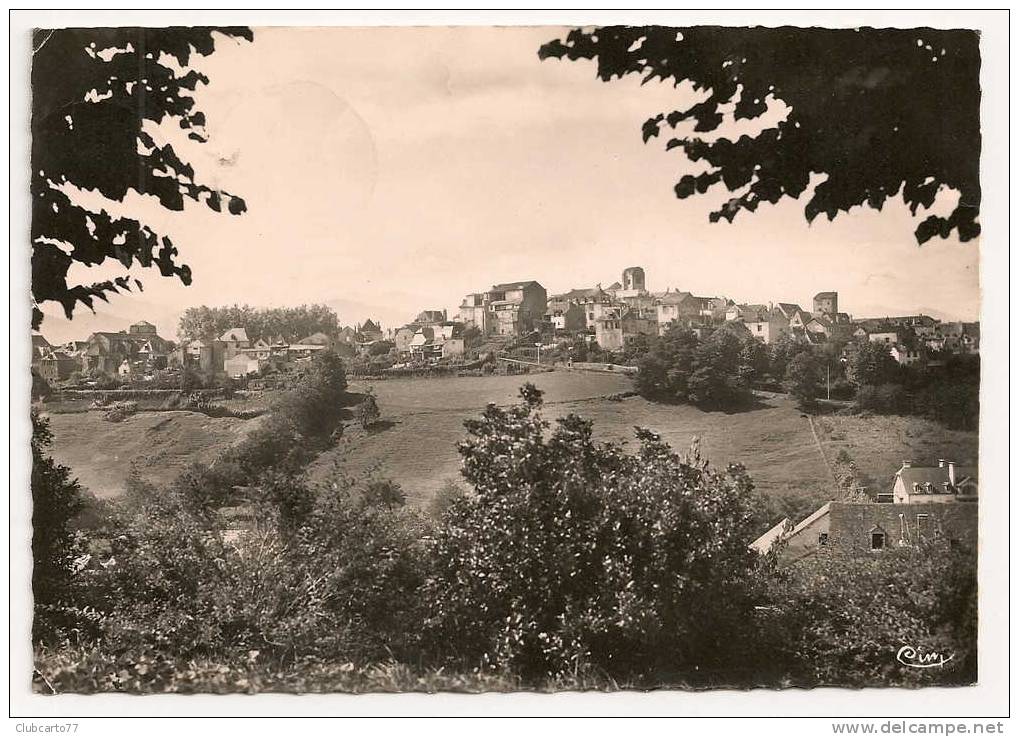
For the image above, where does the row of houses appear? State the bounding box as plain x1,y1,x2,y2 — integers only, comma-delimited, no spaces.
390,310,467,362
451,268,979,368
751,459,978,562
32,318,394,384
32,321,176,383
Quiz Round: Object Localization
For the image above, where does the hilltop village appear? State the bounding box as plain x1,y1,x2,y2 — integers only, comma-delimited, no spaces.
32,265,979,386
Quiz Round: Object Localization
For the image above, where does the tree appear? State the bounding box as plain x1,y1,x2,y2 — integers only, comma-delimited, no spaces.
540,27,980,245
177,304,339,343
846,341,899,388
634,324,699,401
425,385,764,682
369,340,395,357
31,27,252,329
768,334,812,379
31,411,88,640
463,325,483,350
784,351,821,408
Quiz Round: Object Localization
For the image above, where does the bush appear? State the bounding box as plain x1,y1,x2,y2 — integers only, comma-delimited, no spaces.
101,401,138,422
423,384,763,684
362,479,406,510
273,351,348,437
854,382,910,415
764,540,977,687
359,389,381,431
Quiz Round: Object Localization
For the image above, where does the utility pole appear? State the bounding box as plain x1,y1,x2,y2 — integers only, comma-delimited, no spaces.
827,362,831,401
535,342,542,365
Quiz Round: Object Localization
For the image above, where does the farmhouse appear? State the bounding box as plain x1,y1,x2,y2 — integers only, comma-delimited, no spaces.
752,459,978,562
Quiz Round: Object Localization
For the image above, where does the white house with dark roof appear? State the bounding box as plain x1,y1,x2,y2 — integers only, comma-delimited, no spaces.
892,460,977,503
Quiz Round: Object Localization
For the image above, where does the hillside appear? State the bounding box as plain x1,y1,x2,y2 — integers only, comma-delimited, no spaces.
44,410,263,498
310,374,979,525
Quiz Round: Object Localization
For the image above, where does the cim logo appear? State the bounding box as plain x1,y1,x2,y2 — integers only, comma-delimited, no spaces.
896,644,955,669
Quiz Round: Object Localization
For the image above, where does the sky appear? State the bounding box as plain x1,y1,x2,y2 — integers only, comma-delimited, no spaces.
39,25,981,344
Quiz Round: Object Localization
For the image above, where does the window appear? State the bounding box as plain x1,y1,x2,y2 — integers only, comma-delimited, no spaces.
756,324,762,332
818,532,829,546
870,531,886,550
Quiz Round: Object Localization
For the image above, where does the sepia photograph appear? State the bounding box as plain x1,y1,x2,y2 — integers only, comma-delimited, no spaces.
10,8,1010,724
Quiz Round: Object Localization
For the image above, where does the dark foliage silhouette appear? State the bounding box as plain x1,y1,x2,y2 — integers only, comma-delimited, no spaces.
31,27,252,329
540,26,980,244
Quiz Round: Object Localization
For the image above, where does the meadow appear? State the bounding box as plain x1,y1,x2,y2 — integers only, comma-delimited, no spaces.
42,371,979,523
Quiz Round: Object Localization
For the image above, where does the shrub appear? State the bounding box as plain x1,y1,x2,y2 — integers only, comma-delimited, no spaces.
273,351,348,437
423,384,763,684
101,401,138,422
854,382,910,415
427,479,467,521
764,540,977,687
362,479,406,510
359,388,381,431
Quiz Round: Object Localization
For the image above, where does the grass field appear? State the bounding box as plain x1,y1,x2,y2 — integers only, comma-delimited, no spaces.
311,373,833,513
45,410,263,498
43,371,979,525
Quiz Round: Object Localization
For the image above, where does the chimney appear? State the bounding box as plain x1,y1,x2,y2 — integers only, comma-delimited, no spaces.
938,459,946,468
947,461,956,486
901,460,912,469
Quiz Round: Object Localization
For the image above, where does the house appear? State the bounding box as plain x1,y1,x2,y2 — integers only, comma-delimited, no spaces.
185,338,226,374
743,306,791,345
752,459,978,561
224,352,264,378
868,328,900,346
940,321,980,355
409,327,441,361
38,350,79,383
656,291,697,328
754,499,978,561
297,332,336,351
249,338,273,359
890,344,923,366
82,332,142,376
546,303,586,333
287,342,328,360
461,281,547,337
774,303,805,322
357,319,384,343
804,315,833,340
812,291,839,317
393,326,417,357
892,460,977,504
31,334,52,366
128,320,158,337
413,309,448,326
788,309,812,331
547,286,617,330
218,328,250,360
726,303,768,323
408,322,465,361
594,308,657,352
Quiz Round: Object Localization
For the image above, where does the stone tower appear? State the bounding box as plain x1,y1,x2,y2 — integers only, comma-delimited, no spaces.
622,266,646,292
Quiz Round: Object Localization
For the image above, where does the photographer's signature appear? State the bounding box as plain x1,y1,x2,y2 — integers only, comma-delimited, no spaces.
896,645,955,669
